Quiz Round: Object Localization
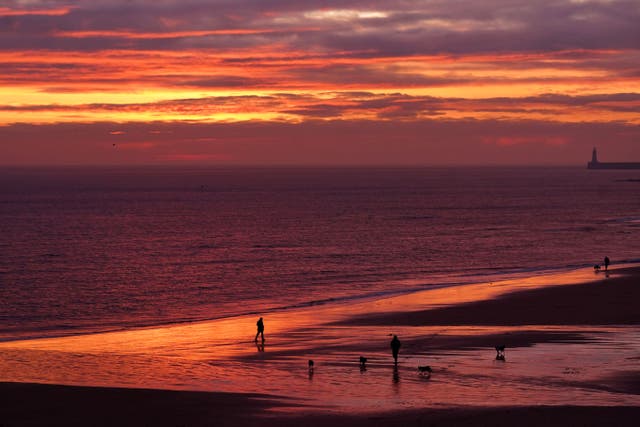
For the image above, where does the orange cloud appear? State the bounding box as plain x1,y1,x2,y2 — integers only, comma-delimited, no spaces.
118,142,155,150
156,153,232,162
0,7,72,16
53,28,319,40
485,136,569,146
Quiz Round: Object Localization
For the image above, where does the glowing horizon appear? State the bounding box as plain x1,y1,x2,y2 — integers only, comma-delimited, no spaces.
1,0,638,165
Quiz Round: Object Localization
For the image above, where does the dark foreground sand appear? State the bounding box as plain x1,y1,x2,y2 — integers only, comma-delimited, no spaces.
1,382,640,427
2,266,639,426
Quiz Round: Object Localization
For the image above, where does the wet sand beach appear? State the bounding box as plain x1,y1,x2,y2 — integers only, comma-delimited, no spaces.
1,266,639,425
343,266,640,327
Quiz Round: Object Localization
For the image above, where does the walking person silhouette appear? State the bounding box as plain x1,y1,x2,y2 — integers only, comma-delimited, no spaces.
255,317,265,342
604,256,610,271
390,334,401,365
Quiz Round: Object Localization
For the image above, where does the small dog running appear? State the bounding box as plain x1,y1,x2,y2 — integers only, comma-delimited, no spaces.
495,345,506,361
417,365,432,378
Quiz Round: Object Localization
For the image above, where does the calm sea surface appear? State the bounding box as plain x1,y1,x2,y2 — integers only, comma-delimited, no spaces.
1,166,638,341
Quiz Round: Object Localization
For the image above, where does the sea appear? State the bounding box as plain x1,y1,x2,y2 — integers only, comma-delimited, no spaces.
1,166,639,342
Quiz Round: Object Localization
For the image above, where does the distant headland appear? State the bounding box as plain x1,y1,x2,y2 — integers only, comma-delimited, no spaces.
587,148,640,169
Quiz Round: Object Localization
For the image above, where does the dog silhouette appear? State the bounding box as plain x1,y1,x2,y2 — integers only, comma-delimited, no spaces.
495,345,506,360
418,365,432,378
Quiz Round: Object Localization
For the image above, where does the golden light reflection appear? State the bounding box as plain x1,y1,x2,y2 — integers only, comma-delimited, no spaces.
1,266,638,412
0,266,604,357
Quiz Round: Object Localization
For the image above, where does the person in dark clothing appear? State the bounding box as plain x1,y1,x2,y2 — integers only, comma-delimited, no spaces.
604,256,610,271
255,317,265,342
390,335,401,365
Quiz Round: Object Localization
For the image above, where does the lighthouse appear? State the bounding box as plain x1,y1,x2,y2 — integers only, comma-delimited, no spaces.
587,147,640,169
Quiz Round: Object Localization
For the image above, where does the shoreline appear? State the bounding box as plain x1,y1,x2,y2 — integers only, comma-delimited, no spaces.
1,265,639,423
339,266,640,327
3,262,633,344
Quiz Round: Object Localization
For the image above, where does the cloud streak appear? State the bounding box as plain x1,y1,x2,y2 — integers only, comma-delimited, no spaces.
1,92,638,125
2,1,638,54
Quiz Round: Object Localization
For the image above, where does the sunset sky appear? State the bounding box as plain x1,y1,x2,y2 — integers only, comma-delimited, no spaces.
1,0,639,165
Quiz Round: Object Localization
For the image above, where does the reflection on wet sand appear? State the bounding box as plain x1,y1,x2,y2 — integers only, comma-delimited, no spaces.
1,266,639,413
